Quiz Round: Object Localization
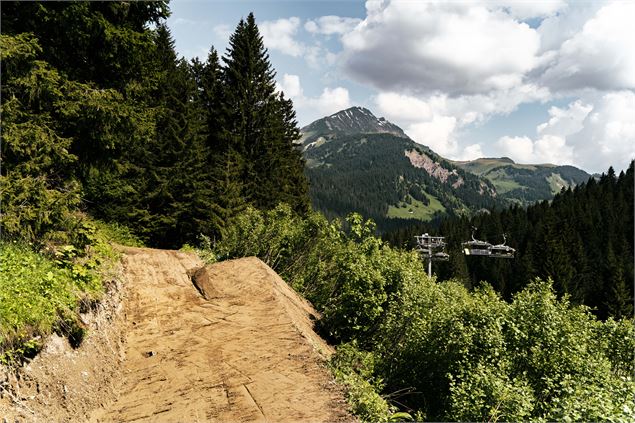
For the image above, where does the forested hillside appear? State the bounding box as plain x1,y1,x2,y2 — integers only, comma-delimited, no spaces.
303,110,500,231
1,2,308,249
388,162,634,319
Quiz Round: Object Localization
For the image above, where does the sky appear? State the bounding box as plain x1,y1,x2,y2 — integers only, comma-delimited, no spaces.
166,0,635,174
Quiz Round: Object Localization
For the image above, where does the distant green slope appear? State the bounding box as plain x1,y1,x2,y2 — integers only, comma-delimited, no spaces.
387,193,445,220
452,157,591,204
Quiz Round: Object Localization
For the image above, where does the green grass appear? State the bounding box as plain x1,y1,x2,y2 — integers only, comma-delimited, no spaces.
454,158,539,176
486,169,524,194
387,193,445,220
0,218,133,364
0,242,80,360
93,220,144,247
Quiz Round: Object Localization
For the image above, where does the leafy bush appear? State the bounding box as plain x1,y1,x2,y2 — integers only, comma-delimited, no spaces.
376,278,635,421
92,220,145,247
214,205,423,344
330,343,393,422
210,205,635,422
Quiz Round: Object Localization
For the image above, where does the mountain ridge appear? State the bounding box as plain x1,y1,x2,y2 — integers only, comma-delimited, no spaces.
300,106,408,149
450,157,591,204
301,108,500,230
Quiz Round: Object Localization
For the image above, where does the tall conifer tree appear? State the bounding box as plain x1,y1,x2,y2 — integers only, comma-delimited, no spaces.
144,26,216,247
221,13,309,212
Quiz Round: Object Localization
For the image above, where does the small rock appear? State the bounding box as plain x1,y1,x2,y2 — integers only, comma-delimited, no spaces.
43,333,70,356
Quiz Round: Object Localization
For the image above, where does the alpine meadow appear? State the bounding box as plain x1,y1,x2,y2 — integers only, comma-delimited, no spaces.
1,1,633,422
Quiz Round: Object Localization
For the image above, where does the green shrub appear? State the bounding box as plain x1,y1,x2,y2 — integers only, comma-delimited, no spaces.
330,343,393,422
0,242,79,362
376,277,635,421
211,204,635,422
0,216,126,364
92,220,145,247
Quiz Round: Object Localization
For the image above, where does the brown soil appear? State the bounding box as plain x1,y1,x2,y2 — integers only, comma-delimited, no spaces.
0,260,127,422
2,248,352,422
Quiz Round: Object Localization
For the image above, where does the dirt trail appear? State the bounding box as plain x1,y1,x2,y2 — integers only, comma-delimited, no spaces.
92,248,351,422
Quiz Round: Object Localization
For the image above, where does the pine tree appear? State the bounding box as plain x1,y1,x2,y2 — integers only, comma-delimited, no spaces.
0,33,81,242
209,148,247,239
138,26,216,247
193,47,225,152
221,13,309,211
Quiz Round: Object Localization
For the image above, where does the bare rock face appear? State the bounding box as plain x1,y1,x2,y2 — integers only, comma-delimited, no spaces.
191,266,221,300
406,149,463,187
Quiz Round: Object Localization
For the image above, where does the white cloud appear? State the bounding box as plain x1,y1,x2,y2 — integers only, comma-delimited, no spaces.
305,16,362,35
568,91,635,172
494,92,635,171
173,17,197,26
258,17,338,69
537,100,593,137
266,3,633,171
277,74,303,98
213,24,232,40
304,44,338,69
276,74,351,124
260,17,305,57
489,0,567,20
326,0,634,170
497,136,536,163
536,2,601,53
540,2,635,92
373,86,550,160
457,144,485,161
497,134,574,165
342,1,541,95
375,93,433,122
312,87,351,115
405,116,458,157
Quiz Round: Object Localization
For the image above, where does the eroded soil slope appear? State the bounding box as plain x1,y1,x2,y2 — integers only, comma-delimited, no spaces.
93,248,351,422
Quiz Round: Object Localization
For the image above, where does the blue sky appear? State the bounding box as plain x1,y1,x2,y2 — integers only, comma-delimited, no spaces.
167,0,635,173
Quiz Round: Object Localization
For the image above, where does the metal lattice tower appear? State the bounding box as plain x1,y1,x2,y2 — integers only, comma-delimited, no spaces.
415,233,449,277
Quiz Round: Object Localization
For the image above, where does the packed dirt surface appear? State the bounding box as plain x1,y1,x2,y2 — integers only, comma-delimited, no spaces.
1,248,352,422
94,248,351,422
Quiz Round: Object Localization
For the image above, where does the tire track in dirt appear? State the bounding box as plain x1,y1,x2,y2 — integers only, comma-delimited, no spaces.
92,248,351,422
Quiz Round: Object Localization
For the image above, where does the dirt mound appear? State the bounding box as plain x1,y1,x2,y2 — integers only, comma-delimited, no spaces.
2,248,352,422
93,249,351,422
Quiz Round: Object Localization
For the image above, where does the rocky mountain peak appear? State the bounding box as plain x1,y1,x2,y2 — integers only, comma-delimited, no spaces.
300,106,408,148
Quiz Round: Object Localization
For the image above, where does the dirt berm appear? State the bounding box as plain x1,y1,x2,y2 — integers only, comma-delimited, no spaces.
1,248,353,422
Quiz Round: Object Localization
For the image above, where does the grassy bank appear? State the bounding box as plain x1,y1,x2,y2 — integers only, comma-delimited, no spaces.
0,219,142,364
